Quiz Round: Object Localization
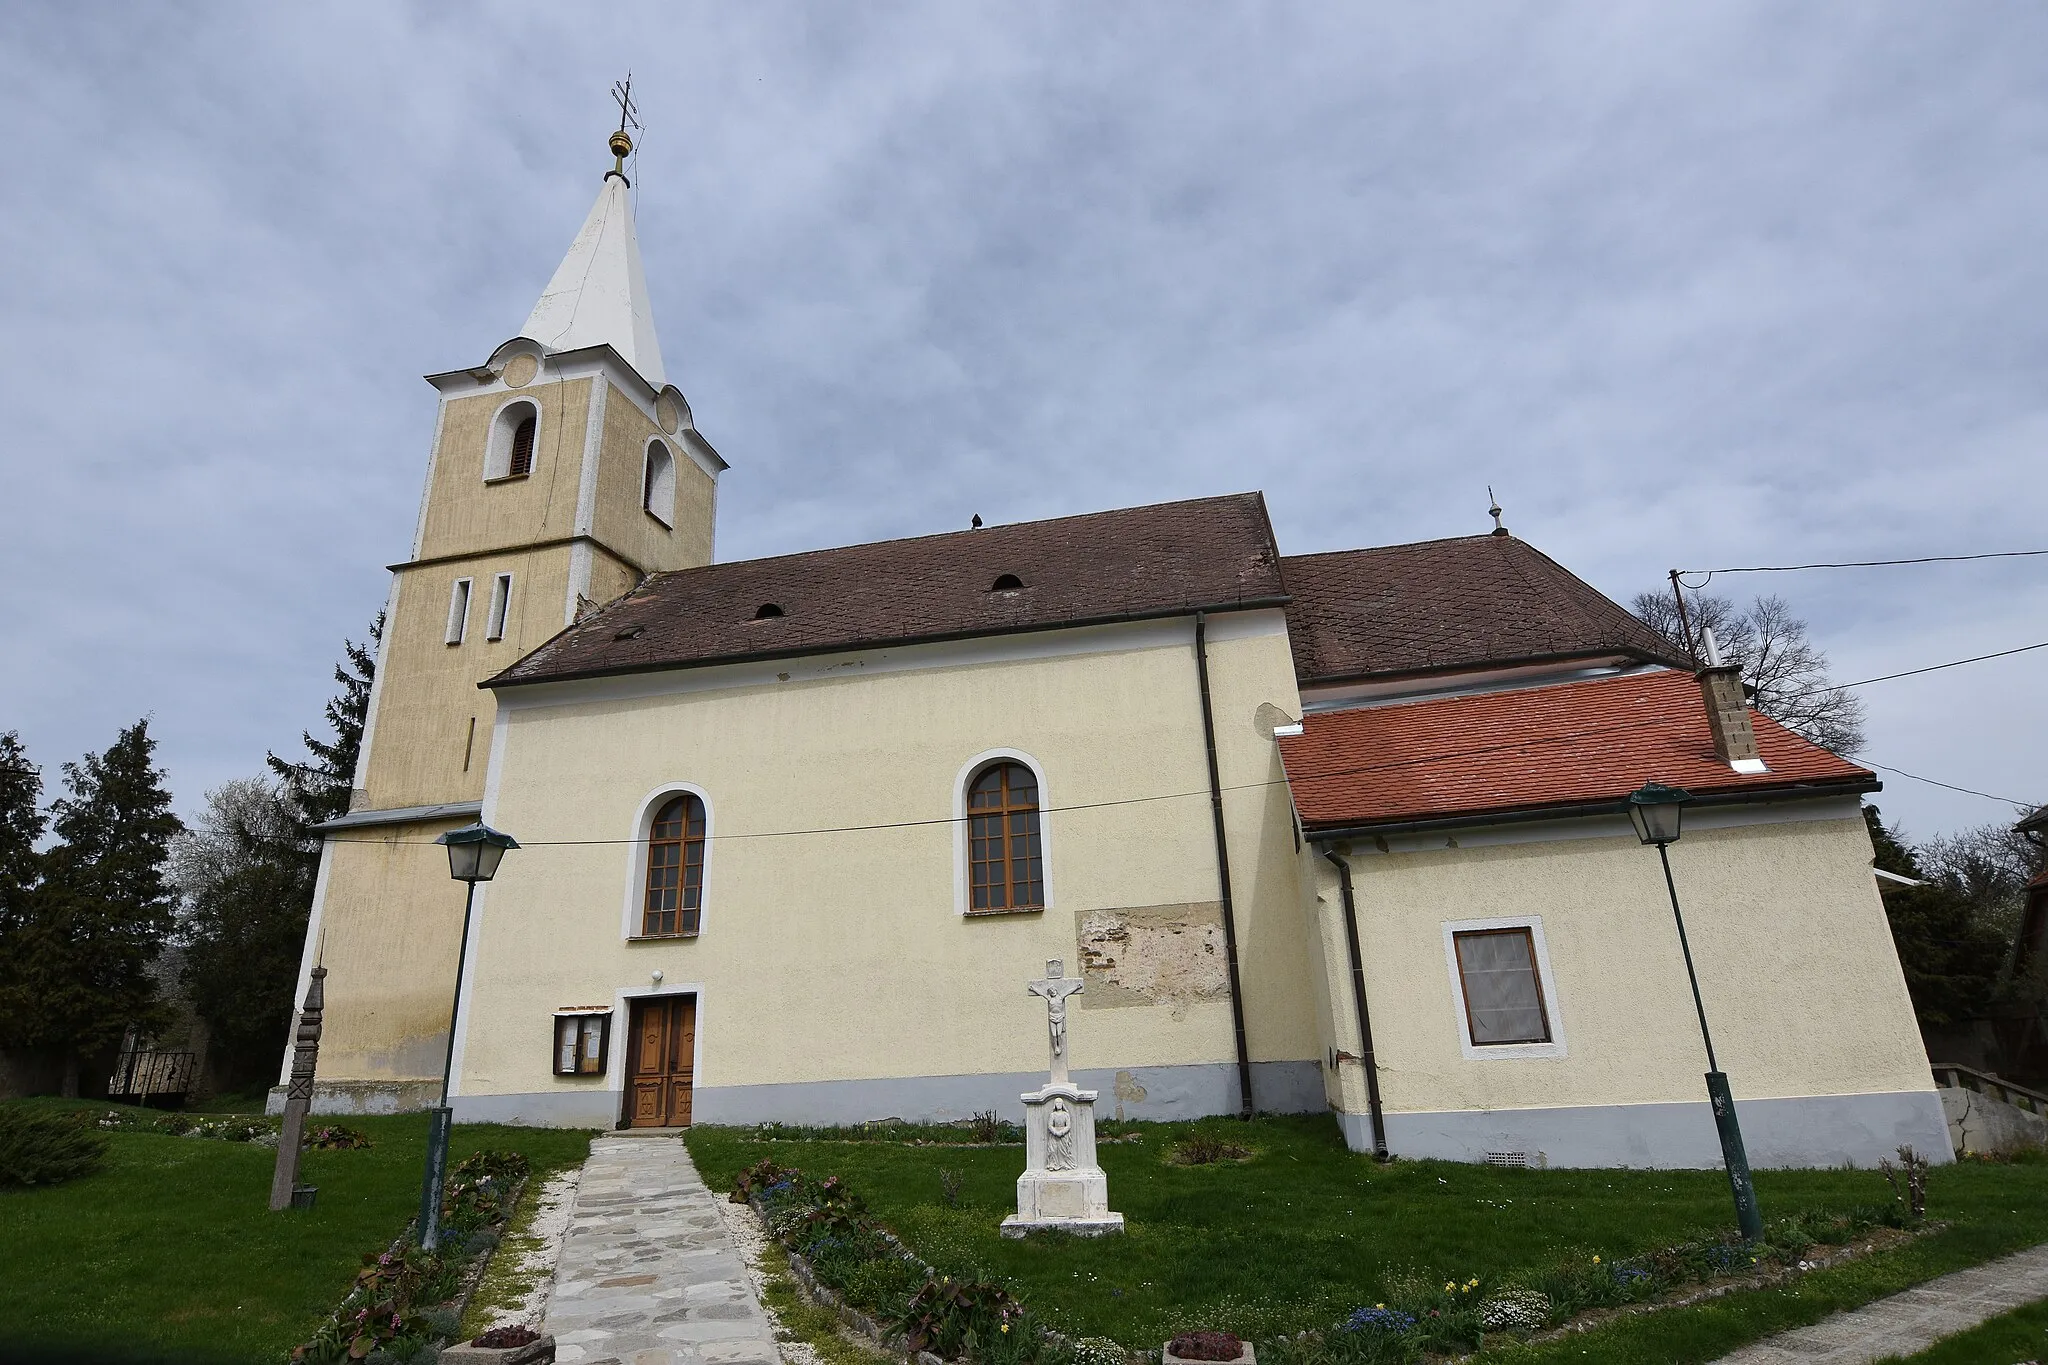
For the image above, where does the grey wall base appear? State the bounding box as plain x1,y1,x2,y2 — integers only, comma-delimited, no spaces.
449,1059,1326,1129
267,1079,445,1117
1336,1089,1954,1169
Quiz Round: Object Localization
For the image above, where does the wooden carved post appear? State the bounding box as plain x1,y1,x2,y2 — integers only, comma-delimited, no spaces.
268,966,326,1212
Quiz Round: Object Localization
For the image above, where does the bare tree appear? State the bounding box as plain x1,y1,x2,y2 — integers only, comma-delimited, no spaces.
1632,590,1868,755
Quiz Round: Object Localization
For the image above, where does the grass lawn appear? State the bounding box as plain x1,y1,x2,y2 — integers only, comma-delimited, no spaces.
1875,1298,2048,1364
0,1099,591,1365
687,1115,2048,1360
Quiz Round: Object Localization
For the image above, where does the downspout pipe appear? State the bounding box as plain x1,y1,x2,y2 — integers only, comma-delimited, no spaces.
1194,611,1257,1118
1322,848,1389,1160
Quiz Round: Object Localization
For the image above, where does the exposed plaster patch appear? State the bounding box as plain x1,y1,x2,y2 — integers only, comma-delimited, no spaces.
1253,701,1301,738
1076,902,1229,1017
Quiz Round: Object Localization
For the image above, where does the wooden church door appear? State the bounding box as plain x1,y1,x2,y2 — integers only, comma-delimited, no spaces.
627,995,696,1128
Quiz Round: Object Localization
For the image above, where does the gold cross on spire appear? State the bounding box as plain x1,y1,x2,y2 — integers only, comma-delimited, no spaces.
608,74,640,182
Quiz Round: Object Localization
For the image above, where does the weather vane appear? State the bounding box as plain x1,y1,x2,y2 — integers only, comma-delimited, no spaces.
607,74,641,184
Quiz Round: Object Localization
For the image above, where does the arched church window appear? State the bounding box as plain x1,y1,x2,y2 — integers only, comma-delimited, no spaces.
643,793,707,937
643,440,676,527
967,762,1043,911
485,399,541,481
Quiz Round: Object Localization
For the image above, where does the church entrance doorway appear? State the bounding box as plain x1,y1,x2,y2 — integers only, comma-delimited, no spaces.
626,995,695,1128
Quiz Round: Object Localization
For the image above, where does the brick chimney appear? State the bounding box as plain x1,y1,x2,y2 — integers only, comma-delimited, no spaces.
1696,629,1767,774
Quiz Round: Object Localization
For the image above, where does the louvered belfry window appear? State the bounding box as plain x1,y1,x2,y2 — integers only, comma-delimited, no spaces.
968,762,1043,911
508,413,537,478
642,794,707,936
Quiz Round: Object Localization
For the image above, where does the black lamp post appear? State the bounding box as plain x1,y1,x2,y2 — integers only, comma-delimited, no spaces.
1628,782,1763,1241
418,822,519,1252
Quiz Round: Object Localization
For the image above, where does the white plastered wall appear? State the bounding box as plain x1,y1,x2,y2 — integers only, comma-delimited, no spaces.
449,614,1320,1110
1310,807,1934,1119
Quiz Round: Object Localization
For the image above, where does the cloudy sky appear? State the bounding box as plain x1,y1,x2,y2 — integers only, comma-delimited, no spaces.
1,3,2042,845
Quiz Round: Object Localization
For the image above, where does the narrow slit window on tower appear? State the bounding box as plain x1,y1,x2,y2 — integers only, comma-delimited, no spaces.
643,439,676,526
486,573,513,641
508,412,536,477
445,578,472,645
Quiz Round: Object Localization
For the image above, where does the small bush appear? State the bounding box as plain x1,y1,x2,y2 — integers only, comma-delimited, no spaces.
0,1108,111,1188
306,1123,373,1150
1168,1330,1246,1360
474,1324,540,1348
1168,1134,1252,1166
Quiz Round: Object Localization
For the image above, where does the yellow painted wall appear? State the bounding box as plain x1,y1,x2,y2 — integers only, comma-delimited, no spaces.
1309,814,1931,1118
312,819,479,1082
453,621,1320,1102
362,547,572,811
418,380,592,560
590,381,716,573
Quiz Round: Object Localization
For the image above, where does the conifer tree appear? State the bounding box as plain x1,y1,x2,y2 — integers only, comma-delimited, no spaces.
0,732,43,933
267,611,380,846
0,721,182,1095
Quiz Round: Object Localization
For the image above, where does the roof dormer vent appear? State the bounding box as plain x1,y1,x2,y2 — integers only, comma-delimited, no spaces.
990,574,1025,592
614,625,645,640
753,603,784,620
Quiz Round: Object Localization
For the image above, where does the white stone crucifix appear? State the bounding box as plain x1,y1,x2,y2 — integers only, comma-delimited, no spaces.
1026,959,1085,1083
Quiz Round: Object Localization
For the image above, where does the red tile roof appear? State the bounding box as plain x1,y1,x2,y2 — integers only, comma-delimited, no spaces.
1279,668,1875,831
490,493,1286,687
1282,536,1684,684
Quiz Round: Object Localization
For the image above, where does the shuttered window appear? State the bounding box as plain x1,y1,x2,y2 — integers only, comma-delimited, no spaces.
968,762,1043,911
642,794,707,937
508,414,536,477
1452,928,1551,1045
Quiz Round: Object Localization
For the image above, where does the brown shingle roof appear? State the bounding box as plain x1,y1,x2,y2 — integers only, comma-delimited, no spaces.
489,493,1286,687
1279,669,1875,831
1282,535,1685,684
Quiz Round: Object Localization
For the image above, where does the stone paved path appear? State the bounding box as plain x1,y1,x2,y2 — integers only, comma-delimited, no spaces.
544,1132,782,1365
1713,1241,2048,1363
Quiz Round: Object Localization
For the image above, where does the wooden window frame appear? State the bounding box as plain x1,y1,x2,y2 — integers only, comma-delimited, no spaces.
637,792,707,939
965,760,1045,915
552,1011,611,1076
1441,917,1567,1059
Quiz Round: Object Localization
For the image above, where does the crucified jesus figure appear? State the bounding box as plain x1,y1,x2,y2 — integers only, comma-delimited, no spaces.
1027,959,1085,1083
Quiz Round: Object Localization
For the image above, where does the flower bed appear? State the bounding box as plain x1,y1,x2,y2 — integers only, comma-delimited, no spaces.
290,1149,530,1364
733,1157,1127,1365
88,1108,374,1149
1260,1204,1918,1362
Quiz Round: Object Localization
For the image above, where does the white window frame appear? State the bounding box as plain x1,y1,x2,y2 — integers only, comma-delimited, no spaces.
1441,915,1567,1061
642,438,677,527
486,573,513,641
445,578,473,645
952,748,1054,917
484,398,541,481
620,782,716,940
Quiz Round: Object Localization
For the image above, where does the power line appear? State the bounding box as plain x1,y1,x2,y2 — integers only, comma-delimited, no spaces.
1827,640,2048,692
1676,547,2048,589
1860,761,2035,809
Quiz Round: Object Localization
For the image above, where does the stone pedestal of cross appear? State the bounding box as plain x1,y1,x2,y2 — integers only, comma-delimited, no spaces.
1001,959,1125,1238
268,967,327,1212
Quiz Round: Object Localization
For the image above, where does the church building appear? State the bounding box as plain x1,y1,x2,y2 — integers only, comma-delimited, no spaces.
282,130,1950,1169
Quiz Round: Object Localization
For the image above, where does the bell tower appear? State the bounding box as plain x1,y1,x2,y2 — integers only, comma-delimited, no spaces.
354,119,725,815
276,110,725,1114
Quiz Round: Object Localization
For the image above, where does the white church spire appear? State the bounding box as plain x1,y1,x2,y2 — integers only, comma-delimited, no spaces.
521,104,667,389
